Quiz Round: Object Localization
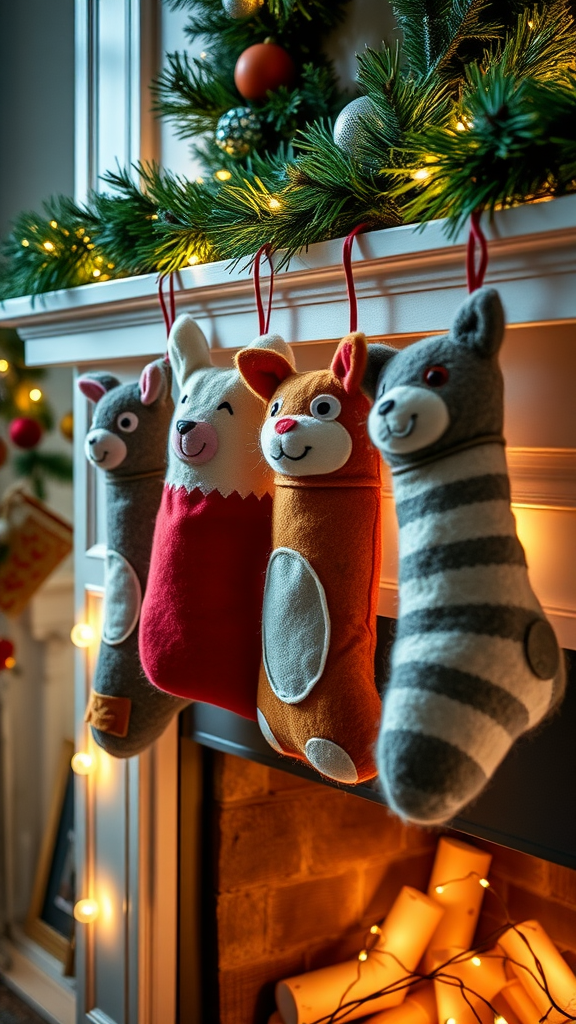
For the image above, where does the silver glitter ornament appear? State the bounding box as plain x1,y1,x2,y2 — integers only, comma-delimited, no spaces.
333,96,383,163
215,107,263,158
222,0,263,17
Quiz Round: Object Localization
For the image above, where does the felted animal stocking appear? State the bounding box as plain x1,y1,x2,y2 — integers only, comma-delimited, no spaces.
79,359,189,757
139,315,294,719
237,332,382,784
364,287,566,823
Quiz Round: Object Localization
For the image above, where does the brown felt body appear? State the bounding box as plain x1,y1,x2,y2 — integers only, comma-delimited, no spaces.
243,336,383,783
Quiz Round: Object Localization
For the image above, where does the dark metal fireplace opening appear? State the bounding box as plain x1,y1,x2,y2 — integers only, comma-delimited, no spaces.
177,624,576,1024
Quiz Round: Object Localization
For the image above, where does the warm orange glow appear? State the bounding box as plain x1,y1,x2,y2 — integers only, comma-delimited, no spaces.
479,878,490,888
74,898,99,923
413,168,430,181
0,359,9,374
71,623,95,648
71,751,96,776
4,656,16,670
471,956,481,967
499,921,576,1024
43,240,55,251
425,838,492,964
276,887,444,1024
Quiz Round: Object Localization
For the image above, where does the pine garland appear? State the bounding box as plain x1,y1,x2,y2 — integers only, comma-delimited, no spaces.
1,0,575,300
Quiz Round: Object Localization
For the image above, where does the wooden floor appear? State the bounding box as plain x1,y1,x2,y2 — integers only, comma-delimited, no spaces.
0,981,46,1023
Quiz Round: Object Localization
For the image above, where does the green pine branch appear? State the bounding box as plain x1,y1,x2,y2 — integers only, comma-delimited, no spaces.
13,450,73,500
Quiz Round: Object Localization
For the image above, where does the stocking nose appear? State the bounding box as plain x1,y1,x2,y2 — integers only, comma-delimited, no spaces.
177,419,197,435
275,417,297,434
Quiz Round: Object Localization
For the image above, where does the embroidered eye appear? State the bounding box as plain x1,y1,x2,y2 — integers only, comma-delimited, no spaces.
423,365,449,388
310,394,341,421
180,394,188,404
116,411,139,432
270,397,283,417
217,401,233,415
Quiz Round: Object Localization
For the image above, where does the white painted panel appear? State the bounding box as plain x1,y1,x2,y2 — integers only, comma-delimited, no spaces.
97,0,130,181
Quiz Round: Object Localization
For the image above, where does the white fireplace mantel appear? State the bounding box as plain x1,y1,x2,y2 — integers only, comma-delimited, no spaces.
2,193,576,365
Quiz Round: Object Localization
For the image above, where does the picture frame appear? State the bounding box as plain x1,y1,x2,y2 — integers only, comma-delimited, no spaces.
25,738,76,966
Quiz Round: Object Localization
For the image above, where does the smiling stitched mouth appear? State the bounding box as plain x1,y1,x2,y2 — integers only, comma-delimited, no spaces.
388,414,417,439
271,444,312,462
92,452,108,464
183,441,206,459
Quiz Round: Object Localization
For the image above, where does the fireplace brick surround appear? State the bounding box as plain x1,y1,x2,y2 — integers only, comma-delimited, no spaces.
205,751,576,1024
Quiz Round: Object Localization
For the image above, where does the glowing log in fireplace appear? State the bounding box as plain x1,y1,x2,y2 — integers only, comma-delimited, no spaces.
275,886,444,1024
364,982,437,1024
431,947,507,1024
499,920,576,1024
495,979,542,1024
425,837,492,969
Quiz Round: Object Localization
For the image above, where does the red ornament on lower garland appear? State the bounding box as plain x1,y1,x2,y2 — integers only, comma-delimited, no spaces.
9,417,43,449
0,638,15,671
234,41,296,101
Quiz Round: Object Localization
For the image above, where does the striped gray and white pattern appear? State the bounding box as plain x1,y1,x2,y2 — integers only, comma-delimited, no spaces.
364,287,566,824
379,441,565,824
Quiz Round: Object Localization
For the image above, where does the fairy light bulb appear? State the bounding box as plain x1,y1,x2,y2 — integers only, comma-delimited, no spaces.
413,167,430,181
494,1016,508,1024
74,898,99,923
471,956,482,967
188,255,200,265
445,1018,457,1024
71,623,95,648
358,950,368,962
4,657,16,670
479,878,490,888
268,196,281,211
435,885,445,894
92,269,101,278
21,239,30,247
0,359,9,374
215,169,232,182
456,121,466,131
50,219,58,229
369,925,381,935
71,751,96,776
43,240,55,251
29,388,42,402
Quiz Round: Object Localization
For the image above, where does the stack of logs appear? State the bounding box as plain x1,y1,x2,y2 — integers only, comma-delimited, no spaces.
269,837,576,1024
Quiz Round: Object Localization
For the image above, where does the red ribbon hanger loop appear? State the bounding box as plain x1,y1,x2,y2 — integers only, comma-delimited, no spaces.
253,243,274,335
158,272,177,339
342,223,369,334
466,210,489,293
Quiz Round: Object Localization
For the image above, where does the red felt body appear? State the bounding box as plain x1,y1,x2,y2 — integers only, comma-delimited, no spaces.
139,485,273,720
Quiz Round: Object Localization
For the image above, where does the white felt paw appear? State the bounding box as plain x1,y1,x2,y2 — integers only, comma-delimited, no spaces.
304,738,358,784
257,709,284,754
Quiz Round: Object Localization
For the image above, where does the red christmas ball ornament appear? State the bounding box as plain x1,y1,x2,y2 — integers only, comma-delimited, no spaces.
234,41,296,101
0,638,15,671
9,417,43,449
0,436,8,467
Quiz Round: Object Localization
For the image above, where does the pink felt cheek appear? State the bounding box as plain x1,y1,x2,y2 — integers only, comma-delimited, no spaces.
171,421,219,464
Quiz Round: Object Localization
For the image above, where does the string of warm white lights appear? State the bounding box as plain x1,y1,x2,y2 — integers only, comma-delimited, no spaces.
315,874,576,1024
70,617,99,923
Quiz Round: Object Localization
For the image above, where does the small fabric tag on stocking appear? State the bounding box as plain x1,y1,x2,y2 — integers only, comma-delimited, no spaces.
84,690,131,738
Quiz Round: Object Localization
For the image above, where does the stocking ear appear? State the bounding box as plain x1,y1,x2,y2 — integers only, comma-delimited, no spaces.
139,359,171,406
451,287,504,357
168,315,211,388
362,344,398,400
236,348,295,402
248,332,296,368
77,373,120,403
330,332,367,395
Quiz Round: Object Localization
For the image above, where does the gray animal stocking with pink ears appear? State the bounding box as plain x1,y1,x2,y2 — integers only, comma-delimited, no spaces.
78,359,189,757
364,287,566,824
